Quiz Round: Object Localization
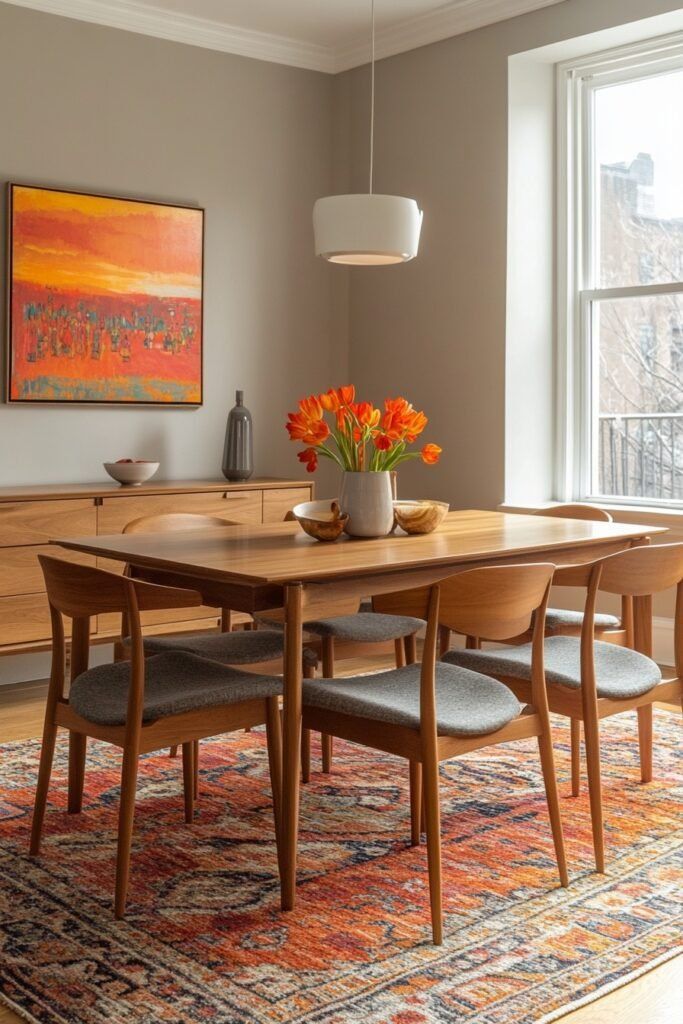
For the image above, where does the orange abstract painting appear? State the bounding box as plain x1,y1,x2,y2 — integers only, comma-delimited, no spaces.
7,184,203,404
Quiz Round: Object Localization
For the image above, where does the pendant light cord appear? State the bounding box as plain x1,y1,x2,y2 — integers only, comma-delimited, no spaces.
369,0,375,195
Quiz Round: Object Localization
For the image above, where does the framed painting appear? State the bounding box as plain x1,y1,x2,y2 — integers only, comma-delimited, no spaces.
6,183,204,405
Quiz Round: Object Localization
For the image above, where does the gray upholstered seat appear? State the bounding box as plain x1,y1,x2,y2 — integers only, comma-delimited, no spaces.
136,629,318,668
542,608,620,631
258,611,424,644
70,651,282,727
302,662,521,737
443,636,661,700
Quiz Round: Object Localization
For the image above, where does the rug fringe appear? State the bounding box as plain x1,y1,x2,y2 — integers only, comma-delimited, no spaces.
537,946,683,1023
0,989,42,1024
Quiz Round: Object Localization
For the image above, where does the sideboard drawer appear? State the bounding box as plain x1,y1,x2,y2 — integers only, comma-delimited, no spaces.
0,500,96,548
98,490,262,534
98,605,220,635
263,487,311,523
0,546,95,597
0,593,73,645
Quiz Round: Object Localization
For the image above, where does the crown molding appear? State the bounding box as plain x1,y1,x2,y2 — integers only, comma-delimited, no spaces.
2,0,337,72
334,0,567,71
3,0,568,74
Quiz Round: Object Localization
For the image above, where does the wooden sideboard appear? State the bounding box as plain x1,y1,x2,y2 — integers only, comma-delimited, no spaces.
0,477,313,656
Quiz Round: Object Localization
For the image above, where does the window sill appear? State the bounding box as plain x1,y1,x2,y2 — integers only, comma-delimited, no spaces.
498,501,683,529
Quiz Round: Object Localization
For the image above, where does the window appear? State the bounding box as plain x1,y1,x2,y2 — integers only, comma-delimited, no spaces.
560,38,683,506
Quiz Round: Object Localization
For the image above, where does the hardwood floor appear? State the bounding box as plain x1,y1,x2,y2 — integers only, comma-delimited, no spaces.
0,666,679,1024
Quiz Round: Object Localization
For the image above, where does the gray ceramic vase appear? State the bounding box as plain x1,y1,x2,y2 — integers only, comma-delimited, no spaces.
222,390,253,481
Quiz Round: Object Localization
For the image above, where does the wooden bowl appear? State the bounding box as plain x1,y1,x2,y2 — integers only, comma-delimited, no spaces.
291,500,348,542
393,499,449,535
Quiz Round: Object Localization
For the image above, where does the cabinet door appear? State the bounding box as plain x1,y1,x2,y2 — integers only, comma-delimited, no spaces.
0,593,74,646
0,546,95,598
98,490,262,534
262,487,312,523
0,499,96,547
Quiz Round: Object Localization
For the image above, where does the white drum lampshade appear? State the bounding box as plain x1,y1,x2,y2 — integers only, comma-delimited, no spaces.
313,194,423,265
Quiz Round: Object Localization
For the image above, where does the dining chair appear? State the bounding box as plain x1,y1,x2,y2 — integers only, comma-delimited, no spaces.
119,512,318,767
441,543,683,874
438,503,627,797
301,562,568,944
30,555,285,918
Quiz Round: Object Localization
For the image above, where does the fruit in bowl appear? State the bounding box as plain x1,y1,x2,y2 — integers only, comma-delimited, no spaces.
104,460,160,486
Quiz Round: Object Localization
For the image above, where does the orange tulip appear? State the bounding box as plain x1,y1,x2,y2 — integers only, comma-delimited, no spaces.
299,395,323,421
319,389,340,412
373,433,393,451
286,412,330,445
353,401,381,429
297,447,319,472
421,443,442,465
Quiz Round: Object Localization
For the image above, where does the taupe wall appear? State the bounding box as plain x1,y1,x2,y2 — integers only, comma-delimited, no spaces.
0,1,341,492
336,0,683,509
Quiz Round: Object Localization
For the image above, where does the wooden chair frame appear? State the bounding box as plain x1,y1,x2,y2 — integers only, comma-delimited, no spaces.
438,504,630,798
30,555,284,918
303,562,568,944
471,543,683,873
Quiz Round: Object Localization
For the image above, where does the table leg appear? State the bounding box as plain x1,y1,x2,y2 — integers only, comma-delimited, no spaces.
281,583,303,911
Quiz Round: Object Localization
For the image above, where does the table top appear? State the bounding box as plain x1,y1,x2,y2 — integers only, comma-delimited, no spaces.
53,509,665,586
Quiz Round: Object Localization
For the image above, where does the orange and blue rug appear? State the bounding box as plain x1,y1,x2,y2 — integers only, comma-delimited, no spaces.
0,712,680,1023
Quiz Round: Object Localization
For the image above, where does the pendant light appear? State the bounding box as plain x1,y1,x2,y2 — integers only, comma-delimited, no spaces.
313,0,422,265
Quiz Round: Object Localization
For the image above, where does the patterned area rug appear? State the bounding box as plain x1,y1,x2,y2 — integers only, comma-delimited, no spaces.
0,712,680,1024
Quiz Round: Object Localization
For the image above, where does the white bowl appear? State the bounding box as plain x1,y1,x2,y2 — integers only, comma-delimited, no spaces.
104,461,160,486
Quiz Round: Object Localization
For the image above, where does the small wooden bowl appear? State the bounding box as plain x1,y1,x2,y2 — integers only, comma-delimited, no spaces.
291,500,349,542
393,499,449,535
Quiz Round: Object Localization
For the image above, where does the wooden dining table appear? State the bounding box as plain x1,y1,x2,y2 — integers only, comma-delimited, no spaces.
53,508,666,911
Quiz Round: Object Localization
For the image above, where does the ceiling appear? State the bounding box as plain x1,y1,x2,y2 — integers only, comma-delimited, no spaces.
5,0,567,71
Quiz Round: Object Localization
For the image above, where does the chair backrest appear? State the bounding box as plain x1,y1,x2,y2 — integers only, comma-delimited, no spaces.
39,554,202,622
438,563,555,641
574,542,683,683
38,555,202,715
534,504,613,523
594,542,683,597
412,562,554,740
123,512,235,534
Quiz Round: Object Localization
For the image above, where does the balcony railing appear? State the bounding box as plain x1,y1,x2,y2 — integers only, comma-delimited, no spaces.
598,412,683,501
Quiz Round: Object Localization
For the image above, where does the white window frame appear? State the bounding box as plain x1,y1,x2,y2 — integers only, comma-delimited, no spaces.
557,32,683,509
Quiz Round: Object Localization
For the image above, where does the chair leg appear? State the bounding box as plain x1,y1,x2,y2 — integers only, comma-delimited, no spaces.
404,633,417,665
67,732,87,814
182,743,195,825
114,743,140,918
422,749,443,945
536,731,569,887
409,760,422,846
169,746,179,758
29,720,59,857
394,638,406,668
265,696,283,856
321,734,333,773
570,718,581,797
438,625,451,658
301,728,311,783
582,702,605,873
637,704,653,783
321,637,335,774
193,739,200,800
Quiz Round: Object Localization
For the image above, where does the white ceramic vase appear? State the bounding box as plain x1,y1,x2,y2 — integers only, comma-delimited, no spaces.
339,471,394,538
